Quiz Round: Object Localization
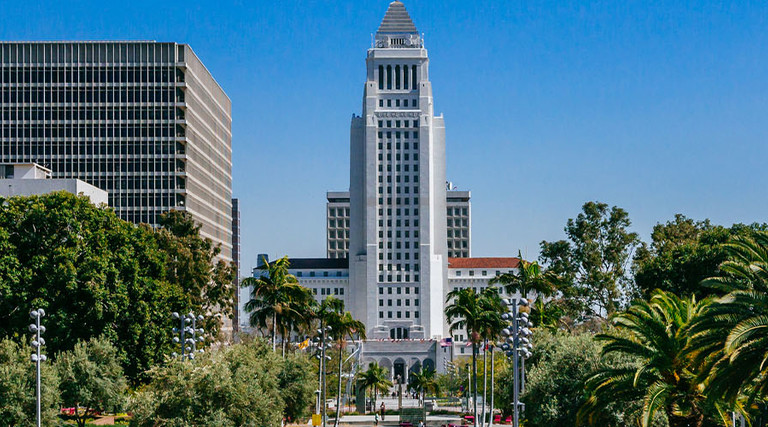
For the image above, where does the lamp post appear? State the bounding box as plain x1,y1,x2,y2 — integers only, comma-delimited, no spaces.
314,324,333,427
29,309,47,427
172,312,205,360
501,298,533,427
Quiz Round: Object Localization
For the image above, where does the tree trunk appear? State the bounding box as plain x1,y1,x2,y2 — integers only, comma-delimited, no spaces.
281,327,286,358
489,345,495,427
272,312,277,352
335,344,343,427
473,342,478,427
76,404,86,427
481,339,488,427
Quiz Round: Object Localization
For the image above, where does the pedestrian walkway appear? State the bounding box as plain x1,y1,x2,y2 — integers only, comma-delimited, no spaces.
335,414,463,427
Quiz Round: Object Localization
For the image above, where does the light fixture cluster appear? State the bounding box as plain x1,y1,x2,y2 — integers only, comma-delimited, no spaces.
501,298,534,427
29,308,47,427
171,312,205,360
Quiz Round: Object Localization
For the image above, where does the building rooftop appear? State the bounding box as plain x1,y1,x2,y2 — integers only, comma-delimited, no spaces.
448,257,521,269
377,1,419,35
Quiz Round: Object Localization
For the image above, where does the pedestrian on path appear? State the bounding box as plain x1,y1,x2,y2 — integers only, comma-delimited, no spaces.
380,402,386,420
374,413,379,426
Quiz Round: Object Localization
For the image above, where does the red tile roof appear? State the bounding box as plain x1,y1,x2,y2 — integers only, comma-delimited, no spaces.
448,257,521,269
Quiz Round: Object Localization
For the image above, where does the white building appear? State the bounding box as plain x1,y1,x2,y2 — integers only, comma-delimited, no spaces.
0,163,108,205
242,1,521,381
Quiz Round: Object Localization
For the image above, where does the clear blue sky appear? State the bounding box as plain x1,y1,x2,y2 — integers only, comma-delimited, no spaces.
3,1,767,272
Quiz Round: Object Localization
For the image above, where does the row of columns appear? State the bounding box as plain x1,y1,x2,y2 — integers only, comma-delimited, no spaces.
378,64,418,91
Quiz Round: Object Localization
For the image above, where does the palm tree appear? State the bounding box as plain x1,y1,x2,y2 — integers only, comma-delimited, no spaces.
242,256,314,353
326,307,366,427
446,287,490,427
690,231,768,404
489,252,556,299
358,362,392,414
476,288,505,427
409,368,439,404
577,290,732,427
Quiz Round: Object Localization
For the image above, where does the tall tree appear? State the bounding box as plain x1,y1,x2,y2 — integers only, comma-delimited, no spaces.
242,256,314,352
540,201,640,317
358,362,392,414
325,307,366,426
155,210,236,339
490,252,557,299
632,215,767,299
56,337,128,427
446,287,503,426
0,192,233,384
477,287,505,427
578,291,734,427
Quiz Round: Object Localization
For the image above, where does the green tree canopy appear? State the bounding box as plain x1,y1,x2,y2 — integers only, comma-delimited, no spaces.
540,201,640,318
0,192,234,383
689,231,768,409
131,339,312,426
279,350,318,423
579,291,735,427
0,338,60,426
57,337,128,427
500,330,639,427
632,214,767,299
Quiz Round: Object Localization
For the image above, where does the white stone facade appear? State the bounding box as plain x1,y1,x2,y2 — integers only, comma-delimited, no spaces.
241,1,521,374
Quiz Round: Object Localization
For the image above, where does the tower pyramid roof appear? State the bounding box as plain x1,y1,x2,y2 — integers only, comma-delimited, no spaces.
376,1,419,35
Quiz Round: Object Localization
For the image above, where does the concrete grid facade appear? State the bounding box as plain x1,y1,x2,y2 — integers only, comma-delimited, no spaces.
0,41,233,261
446,190,470,258
327,189,471,260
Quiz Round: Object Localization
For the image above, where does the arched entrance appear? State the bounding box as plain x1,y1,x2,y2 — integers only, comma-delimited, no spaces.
393,357,406,383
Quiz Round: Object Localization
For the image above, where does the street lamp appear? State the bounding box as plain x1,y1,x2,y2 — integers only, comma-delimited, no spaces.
29,309,47,427
314,324,333,427
172,312,205,360
501,298,533,427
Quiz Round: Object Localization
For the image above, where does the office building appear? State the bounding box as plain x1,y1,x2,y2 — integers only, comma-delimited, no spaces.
0,41,233,261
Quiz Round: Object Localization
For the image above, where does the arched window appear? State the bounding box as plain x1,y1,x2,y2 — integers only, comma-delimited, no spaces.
411,65,417,87
403,65,409,90
386,65,392,90
395,65,400,90
378,65,384,90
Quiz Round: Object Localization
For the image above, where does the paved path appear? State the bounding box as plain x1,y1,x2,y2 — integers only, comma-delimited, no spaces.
336,414,464,427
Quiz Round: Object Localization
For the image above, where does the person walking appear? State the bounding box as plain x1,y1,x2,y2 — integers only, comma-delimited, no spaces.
374,413,379,426
380,402,386,421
